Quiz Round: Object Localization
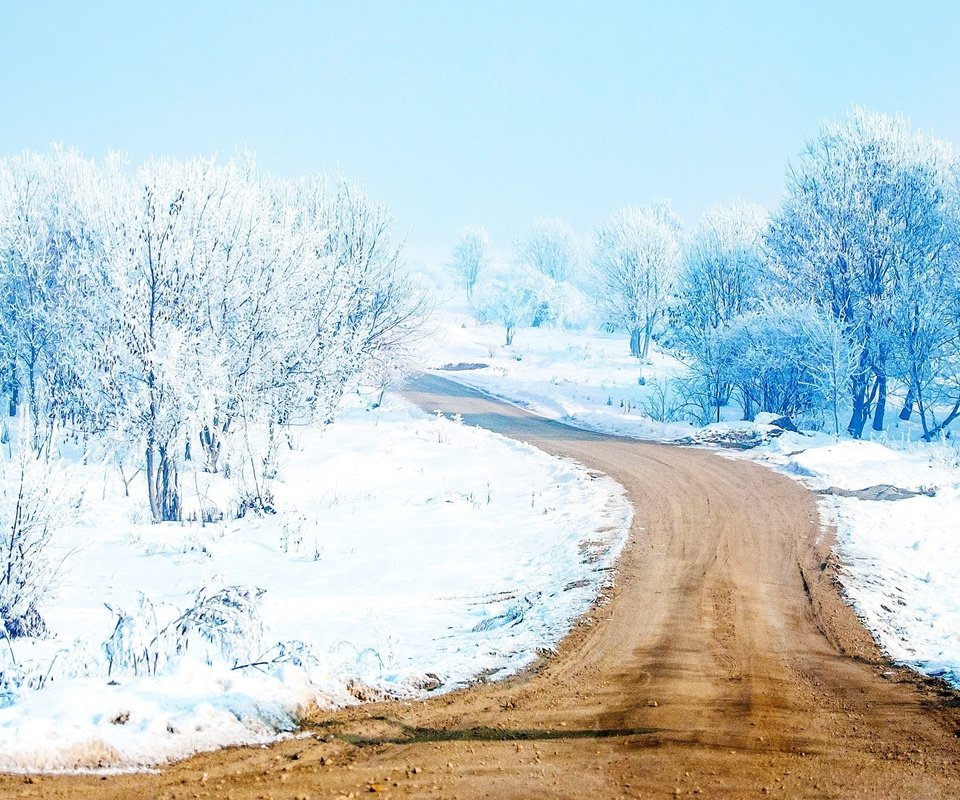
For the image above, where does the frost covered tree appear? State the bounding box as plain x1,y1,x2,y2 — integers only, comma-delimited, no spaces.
799,310,863,435
668,202,767,420
514,218,582,327
767,109,960,438
890,255,960,440
0,148,425,522
161,172,424,515
449,227,490,299
0,148,104,454
515,218,577,284
471,266,541,345
92,157,239,522
593,205,681,359
672,201,767,345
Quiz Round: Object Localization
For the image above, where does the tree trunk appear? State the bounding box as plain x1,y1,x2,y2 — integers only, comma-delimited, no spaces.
641,320,652,361
847,377,869,439
923,398,960,441
872,374,887,432
200,425,221,473
146,441,181,522
146,443,159,522
155,444,181,521
8,370,20,417
629,328,642,359
899,387,914,421
505,325,515,346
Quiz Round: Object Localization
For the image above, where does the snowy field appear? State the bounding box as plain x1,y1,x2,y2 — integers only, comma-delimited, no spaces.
422,305,960,689
0,396,631,771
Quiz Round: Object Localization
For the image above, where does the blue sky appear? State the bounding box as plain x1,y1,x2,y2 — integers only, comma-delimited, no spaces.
2,1,959,263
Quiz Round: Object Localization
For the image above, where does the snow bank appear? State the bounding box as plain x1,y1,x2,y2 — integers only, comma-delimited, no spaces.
757,437,960,684
0,395,631,772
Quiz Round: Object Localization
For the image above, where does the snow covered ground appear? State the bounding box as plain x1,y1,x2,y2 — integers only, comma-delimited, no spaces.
421,304,960,689
0,395,631,771
428,307,695,440
5,295,958,775
760,437,960,685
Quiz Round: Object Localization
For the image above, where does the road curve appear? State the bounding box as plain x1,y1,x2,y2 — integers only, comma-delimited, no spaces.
5,375,960,799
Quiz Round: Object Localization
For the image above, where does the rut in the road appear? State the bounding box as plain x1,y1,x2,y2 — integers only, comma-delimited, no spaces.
4,374,960,800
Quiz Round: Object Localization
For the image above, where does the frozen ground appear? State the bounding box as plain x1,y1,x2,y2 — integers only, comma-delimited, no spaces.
421,304,960,689
0,395,631,772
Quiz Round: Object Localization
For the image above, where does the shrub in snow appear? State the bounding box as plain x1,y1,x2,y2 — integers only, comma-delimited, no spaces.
232,639,319,674
724,303,829,423
639,378,689,423
673,328,738,424
0,645,64,706
0,447,71,639
536,281,595,331
103,585,265,677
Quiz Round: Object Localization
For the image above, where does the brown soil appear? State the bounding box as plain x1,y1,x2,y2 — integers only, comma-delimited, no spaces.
5,374,960,799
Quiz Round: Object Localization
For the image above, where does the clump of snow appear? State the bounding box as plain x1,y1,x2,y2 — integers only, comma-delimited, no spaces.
0,395,631,772
778,439,952,492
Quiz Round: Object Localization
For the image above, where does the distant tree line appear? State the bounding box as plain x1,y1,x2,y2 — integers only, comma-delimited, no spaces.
451,109,960,439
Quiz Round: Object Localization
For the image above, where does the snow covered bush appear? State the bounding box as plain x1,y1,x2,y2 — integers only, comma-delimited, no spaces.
639,378,689,423
541,280,594,330
0,446,71,639
724,304,828,423
103,585,265,677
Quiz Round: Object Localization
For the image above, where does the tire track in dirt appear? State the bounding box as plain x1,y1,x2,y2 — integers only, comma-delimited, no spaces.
4,374,960,799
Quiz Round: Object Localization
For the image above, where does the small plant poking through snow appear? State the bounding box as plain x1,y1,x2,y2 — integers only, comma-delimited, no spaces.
103,585,265,676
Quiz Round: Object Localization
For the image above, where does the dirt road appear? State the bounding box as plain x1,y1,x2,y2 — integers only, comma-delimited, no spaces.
5,375,960,798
